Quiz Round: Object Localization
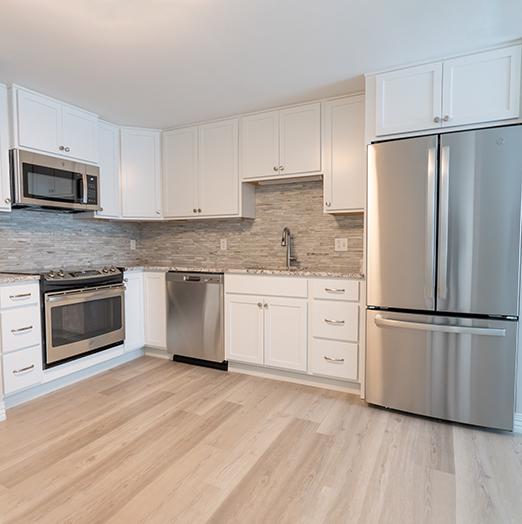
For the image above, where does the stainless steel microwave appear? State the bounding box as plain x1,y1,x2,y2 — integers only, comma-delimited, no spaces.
10,149,101,211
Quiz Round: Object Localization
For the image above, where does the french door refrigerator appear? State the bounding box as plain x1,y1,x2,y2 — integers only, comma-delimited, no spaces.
366,125,522,431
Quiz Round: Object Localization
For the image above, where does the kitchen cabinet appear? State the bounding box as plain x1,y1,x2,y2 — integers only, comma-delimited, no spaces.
240,102,321,180
121,127,161,219
123,271,144,352
372,44,521,138
143,272,167,349
97,121,121,218
322,95,366,213
163,119,253,219
13,86,98,163
0,84,10,212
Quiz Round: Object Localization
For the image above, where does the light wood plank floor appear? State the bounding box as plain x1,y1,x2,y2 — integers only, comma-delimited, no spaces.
0,356,521,523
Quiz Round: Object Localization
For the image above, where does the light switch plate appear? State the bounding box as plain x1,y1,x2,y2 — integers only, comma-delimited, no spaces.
130,239,137,251
220,239,227,251
334,238,348,252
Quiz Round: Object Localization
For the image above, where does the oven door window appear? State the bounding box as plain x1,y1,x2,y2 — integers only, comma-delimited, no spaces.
50,296,122,348
23,162,84,204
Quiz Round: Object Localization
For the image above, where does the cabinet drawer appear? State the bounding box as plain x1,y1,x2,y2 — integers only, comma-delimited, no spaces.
310,279,359,301
3,345,43,395
225,274,308,298
1,306,41,352
310,338,358,381
0,284,39,309
312,300,358,342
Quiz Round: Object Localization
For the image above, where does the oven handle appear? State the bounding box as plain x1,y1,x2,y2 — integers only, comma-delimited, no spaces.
46,284,125,303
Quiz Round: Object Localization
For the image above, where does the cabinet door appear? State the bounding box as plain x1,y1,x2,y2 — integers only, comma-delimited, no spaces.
97,121,121,218
143,272,167,349
0,84,10,211
323,96,365,212
198,119,239,216
61,105,98,162
279,102,321,175
240,110,279,179
264,297,307,372
225,294,264,364
375,63,443,136
124,272,144,351
17,88,61,154
121,128,161,218
162,127,198,218
442,45,521,128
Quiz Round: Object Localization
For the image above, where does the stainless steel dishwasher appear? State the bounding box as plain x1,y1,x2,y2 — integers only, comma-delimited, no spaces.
166,271,226,370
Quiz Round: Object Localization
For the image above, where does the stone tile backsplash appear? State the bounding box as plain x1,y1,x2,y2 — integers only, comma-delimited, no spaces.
0,181,364,274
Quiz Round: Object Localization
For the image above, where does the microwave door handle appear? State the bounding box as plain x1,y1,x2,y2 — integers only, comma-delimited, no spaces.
82,173,88,204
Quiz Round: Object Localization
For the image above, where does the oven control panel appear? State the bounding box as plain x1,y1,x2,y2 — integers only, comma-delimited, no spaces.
44,266,121,281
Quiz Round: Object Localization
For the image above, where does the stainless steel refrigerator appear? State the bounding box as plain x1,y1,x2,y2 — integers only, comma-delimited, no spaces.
366,125,522,431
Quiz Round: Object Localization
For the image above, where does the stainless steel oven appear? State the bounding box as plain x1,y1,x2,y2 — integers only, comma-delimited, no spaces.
10,149,100,211
39,267,125,368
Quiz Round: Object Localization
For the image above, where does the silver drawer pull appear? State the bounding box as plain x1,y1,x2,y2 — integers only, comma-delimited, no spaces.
323,356,345,363
324,288,345,293
13,364,35,374
11,325,33,334
9,293,32,300
324,318,345,325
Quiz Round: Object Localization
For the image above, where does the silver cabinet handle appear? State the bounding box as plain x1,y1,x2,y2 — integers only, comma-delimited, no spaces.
433,116,441,123
193,208,197,213
324,318,345,325
325,201,331,207
279,165,284,171
9,293,32,300
197,208,202,213
123,278,129,283
257,302,262,308
155,211,160,215
4,197,11,204
13,364,35,375
374,315,506,337
59,145,65,151
65,146,71,152
273,166,279,172
324,287,345,293
11,325,33,334
263,303,268,309
323,356,345,363
443,115,450,122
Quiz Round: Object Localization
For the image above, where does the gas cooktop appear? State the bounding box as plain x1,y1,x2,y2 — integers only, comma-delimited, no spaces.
11,266,122,281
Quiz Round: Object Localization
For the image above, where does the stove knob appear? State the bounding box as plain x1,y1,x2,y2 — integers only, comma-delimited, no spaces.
47,271,55,279
102,267,109,273
110,266,117,272
58,269,65,277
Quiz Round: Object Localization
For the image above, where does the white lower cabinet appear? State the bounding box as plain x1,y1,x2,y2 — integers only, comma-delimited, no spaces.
3,346,43,395
143,272,167,349
309,338,358,381
123,271,145,351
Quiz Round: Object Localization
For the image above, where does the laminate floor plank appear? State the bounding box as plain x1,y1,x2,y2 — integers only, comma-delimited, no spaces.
0,357,521,524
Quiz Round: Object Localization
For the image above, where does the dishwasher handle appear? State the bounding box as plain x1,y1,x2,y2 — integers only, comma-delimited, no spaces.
184,275,201,282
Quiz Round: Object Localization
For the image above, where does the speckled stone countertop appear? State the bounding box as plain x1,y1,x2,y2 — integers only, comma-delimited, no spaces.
125,266,364,280
0,273,41,284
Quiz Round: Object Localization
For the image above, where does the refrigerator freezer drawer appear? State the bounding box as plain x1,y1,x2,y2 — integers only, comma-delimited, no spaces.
365,310,517,431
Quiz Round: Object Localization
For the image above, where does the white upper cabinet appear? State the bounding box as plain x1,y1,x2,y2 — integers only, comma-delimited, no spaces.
279,103,321,176
371,44,522,139
322,95,366,213
240,110,279,179
162,126,198,218
240,102,321,180
441,45,521,128
198,119,239,216
120,127,161,219
375,62,443,136
13,86,98,163
0,84,11,212
97,121,121,218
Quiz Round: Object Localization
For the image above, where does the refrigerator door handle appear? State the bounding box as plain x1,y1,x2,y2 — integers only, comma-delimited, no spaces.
438,145,450,300
425,146,437,302
374,315,506,337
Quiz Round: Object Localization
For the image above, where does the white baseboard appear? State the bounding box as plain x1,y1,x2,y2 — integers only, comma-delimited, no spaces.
3,348,144,411
229,362,361,395
514,413,522,433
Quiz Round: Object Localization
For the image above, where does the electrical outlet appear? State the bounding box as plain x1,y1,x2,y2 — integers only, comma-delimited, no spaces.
130,239,136,251
220,239,227,251
334,238,348,252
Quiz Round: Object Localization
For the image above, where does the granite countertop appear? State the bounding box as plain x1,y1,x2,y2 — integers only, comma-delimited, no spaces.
0,273,41,284
125,266,365,280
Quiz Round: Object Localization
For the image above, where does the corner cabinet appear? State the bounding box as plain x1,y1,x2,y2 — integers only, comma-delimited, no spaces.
0,84,11,212
369,44,522,139
322,95,365,213
120,127,162,219
240,102,321,181
97,121,121,218
163,119,255,219
11,85,98,163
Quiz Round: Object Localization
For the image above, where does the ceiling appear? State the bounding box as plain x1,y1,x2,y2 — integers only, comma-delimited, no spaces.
0,0,520,128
